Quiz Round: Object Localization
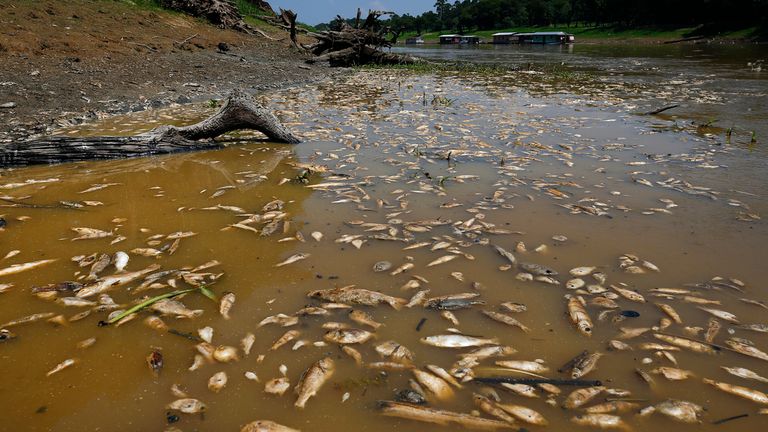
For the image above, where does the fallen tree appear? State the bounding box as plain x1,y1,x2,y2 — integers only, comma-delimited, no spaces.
0,90,299,167
160,0,274,38
264,9,424,66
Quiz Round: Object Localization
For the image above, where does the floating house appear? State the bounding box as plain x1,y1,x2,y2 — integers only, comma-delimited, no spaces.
516,32,575,44
405,36,425,44
492,32,520,44
460,35,481,44
439,34,462,44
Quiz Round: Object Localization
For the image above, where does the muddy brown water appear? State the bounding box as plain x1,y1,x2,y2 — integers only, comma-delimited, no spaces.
0,66,767,432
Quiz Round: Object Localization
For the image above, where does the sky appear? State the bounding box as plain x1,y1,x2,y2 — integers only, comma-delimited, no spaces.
268,0,436,25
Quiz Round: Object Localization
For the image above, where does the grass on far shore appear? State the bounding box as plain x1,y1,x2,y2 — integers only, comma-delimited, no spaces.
401,25,760,42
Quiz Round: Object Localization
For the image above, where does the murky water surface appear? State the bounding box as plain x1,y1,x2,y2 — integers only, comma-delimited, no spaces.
1,49,767,432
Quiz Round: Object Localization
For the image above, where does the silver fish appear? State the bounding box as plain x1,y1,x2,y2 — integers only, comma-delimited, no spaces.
294,357,334,408
421,334,498,348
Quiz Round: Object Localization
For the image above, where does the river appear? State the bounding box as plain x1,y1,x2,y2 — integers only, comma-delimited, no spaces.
1,43,767,431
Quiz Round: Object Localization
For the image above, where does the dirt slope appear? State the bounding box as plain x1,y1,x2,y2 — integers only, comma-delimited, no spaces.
0,0,324,143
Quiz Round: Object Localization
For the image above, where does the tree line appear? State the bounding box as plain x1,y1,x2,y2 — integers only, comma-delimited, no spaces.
317,0,767,36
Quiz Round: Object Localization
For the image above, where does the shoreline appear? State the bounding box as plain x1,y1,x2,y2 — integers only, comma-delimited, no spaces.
0,0,329,145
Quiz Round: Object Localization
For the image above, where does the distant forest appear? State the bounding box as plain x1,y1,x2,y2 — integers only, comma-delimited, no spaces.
317,0,768,35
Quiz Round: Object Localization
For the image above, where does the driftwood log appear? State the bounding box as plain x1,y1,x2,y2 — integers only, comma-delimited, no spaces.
265,9,423,66
0,90,299,167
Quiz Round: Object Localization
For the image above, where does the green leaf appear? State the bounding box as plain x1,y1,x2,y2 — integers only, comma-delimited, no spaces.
101,287,197,326
199,285,217,301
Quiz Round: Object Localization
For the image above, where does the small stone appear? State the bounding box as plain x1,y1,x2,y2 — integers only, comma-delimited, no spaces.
0,102,16,109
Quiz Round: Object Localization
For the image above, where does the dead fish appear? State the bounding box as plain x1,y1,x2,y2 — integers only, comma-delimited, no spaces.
349,310,382,329
294,357,334,409
323,328,374,344
570,414,628,430
496,403,548,426
166,398,206,414
240,333,255,356
656,303,682,324
567,296,593,337
653,333,714,354
76,264,161,298
240,420,300,432
413,369,454,401
307,286,406,310
265,377,291,395
112,251,129,272
736,323,768,333
703,378,768,404
584,401,639,414
275,253,309,267
639,399,703,423
726,339,768,362
376,341,414,363
390,262,415,275
57,297,97,307
144,316,168,332
721,366,768,384
473,394,515,423
499,383,538,398
492,245,517,265
567,279,586,290
570,267,596,277
208,371,228,393
652,366,694,381
146,350,163,377
421,334,498,348
212,345,238,363
705,318,721,343
500,302,527,313
86,254,111,280
270,330,300,351
150,299,203,319
426,364,462,389
496,360,549,374
198,327,213,343
342,345,363,366
426,295,485,311
31,281,82,294
482,310,530,332
564,386,604,409
373,261,392,272
0,328,16,342
71,227,113,241
219,292,236,319
569,352,603,379
367,362,415,371
131,248,162,257
259,314,299,328
1,312,55,328
0,259,57,277
406,289,430,308
2,250,20,260
610,284,645,303
607,340,632,351
697,306,739,323
426,255,459,267
378,400,515,430
46,358,78,376
617,327,650,339
519,263,558,276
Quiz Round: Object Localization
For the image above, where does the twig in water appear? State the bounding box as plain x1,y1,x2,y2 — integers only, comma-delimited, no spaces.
474,377,602,387
644,104,679,115
712,413,749,425
415,318,427,331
